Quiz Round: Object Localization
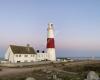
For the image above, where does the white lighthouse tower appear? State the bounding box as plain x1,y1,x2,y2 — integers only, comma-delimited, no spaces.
47,23,56,61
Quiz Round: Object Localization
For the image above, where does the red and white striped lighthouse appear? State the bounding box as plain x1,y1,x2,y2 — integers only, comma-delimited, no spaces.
47,23,56,61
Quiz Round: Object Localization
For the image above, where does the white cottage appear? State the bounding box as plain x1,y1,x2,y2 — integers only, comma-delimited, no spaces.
5,44,50,63
5,45,37,63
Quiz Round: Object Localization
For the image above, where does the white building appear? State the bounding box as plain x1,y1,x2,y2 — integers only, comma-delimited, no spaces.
5,45,37,63
5,23,56,63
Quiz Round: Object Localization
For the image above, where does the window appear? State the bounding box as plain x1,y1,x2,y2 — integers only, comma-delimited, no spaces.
16,55,18,57
31,55,33,57
41,55,43,57
31,55,34,57
19,55,21,57
25,55,28,57
17,61,20,63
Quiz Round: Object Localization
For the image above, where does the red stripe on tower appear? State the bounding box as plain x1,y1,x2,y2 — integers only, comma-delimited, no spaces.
47,38,55,48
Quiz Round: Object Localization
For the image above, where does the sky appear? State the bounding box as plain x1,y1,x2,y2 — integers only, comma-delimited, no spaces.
0,0,100,57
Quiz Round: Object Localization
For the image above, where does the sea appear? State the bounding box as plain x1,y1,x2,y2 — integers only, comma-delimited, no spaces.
69,57,100,60
57,57,100,61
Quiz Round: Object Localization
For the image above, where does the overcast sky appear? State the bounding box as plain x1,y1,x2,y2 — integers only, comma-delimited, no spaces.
0,0,100,57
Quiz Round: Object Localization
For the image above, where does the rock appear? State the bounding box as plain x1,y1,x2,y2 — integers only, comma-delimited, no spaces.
25,77,36,80
85,71,99,80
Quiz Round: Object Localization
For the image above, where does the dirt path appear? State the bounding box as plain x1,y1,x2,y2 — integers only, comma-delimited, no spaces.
0,67,47,77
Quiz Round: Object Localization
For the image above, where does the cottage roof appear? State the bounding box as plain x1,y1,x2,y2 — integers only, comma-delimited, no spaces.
10,45,36,54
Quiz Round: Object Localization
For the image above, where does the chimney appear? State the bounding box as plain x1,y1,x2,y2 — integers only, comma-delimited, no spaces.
42,51,45,53
37,50,39,53
27,44,30,52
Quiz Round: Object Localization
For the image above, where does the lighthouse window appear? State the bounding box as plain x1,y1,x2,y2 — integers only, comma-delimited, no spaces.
51,24,53,26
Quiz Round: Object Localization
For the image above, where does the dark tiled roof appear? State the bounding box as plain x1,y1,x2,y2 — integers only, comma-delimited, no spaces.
10,45,36,54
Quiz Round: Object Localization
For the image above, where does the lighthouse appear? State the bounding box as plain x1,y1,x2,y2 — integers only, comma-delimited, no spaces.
47,23,56,61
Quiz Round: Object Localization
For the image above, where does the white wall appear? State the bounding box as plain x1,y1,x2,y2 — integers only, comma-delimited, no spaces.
5,46,11,59
47,48,56,61
36,53,49,61
14,54,36,63
5,47,14,63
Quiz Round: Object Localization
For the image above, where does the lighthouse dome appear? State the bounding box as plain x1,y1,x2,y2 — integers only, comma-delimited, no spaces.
48,23,53,29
